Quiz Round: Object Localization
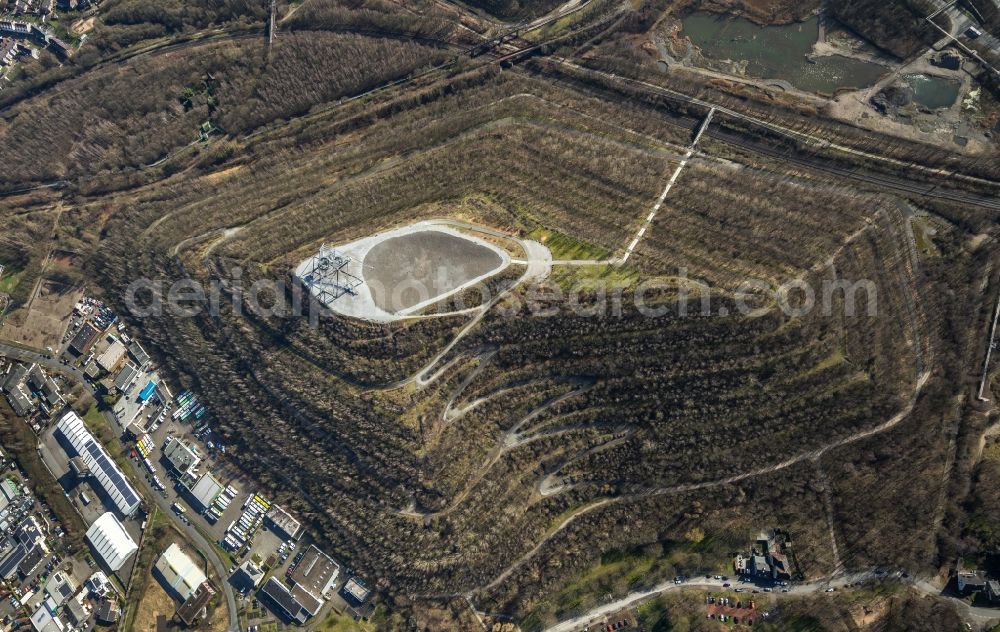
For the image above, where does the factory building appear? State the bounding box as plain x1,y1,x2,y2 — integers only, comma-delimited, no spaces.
85,513,138,573
259,577,311,624
162,436,201,477
265,504,303,541
56,412,141,517
260,544,340,622
69,323,99,355
230,559,265,594
153,543,207,601
186,472,222,512
127,340,150,367
112,364,139,394
96,340,127,373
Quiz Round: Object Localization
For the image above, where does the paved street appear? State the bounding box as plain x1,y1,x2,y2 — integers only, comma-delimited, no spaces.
0,341,239,631
544,571,1000,632
136,457,238,631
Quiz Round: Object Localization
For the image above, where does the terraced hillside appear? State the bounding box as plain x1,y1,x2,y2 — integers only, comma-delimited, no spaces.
51,60,979,618
0,1,997,629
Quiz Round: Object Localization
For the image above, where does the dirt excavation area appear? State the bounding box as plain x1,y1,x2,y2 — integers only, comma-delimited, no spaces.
364,229,505,312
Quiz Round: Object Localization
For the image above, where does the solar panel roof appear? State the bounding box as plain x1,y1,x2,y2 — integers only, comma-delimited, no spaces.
57,412,140,514
80,432,139,506
0,544,25,578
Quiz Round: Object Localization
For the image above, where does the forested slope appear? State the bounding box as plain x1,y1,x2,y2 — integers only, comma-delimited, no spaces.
0,1,995,629
827,0,940,58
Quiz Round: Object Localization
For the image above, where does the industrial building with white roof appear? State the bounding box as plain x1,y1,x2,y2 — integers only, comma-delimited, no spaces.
154,543,207,601
85,512,138,573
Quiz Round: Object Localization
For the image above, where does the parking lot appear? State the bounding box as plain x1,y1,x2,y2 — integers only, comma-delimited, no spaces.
114,395,309,580
137,417,358,628
111,367,166,432
33,293,367,629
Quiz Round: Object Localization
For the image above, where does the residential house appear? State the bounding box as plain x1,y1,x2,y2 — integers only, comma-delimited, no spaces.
27,365,63,410
2,362,35,417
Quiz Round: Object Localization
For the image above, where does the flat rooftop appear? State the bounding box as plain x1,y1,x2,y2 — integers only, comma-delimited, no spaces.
188,473,222,510
342,577,371,603
265,504,302,540
289,545,339,600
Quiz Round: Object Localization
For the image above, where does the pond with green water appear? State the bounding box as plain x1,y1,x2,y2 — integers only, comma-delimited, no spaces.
905,74,961,109
681,12,889,94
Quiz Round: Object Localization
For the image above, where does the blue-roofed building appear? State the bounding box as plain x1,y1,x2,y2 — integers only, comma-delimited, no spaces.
138,381,157,403
56,412,141,517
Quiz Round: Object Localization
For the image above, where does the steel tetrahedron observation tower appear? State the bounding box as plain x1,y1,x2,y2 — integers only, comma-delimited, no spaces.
301,244,363,307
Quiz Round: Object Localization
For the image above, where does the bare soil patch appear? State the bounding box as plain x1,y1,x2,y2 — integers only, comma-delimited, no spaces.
132,573,176,632
70,16,95,34
0,280,81,349
51,250,82,269
203,164,246,184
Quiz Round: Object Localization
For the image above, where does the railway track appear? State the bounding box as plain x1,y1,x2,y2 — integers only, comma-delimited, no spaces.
705,126,1000,211
0,0,996,218
538,58,1000,204
486,14,1000,212
534,63,1000,210
535,91,1000,211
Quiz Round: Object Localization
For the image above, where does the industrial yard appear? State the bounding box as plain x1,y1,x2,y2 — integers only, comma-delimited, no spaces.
0,288,375,631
